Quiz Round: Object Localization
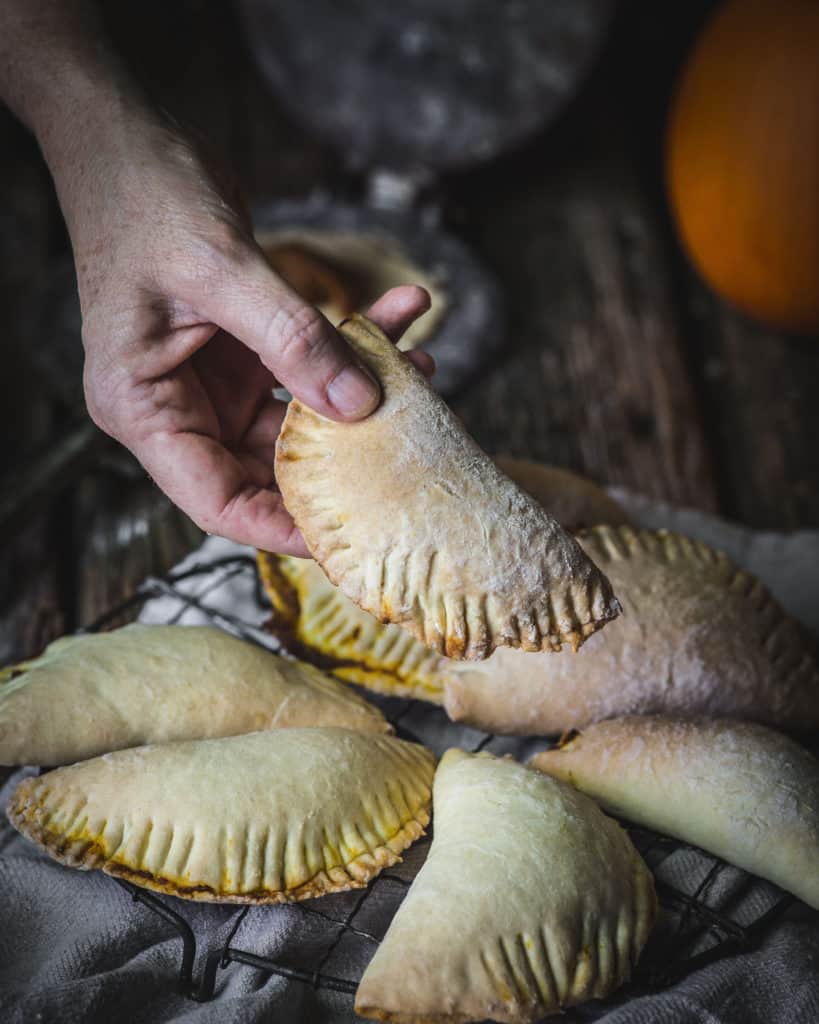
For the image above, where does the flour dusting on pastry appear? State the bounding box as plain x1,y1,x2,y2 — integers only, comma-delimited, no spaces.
443,526,819,734
355,748,656,1023
275,314,620,660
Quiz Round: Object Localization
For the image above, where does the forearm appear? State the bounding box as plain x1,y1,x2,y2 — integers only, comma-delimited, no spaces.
0,1,160,243
1,0,390,515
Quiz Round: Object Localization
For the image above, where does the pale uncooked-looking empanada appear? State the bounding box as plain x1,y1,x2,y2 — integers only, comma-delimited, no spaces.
8,727,434,903
494,456,631,531
444,526,819,735
275,314,620,660
531,716,819,910
355,748,656,1024
0,623,389,766
257,552,447,703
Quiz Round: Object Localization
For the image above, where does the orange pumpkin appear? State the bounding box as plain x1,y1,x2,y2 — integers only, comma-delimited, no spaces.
666,0,819,334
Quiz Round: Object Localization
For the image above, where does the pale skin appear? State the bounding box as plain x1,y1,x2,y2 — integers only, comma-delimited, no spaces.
0,1,433,556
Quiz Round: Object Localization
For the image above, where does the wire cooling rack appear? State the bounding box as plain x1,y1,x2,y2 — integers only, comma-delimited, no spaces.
80,549,793,1013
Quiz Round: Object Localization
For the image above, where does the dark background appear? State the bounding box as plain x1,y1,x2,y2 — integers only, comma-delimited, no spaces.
1,0,818,666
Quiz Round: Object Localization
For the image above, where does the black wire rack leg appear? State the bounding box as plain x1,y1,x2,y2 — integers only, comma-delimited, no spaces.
113,879,198,996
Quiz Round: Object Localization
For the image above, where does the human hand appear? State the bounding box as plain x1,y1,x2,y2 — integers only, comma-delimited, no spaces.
0,4,434,555
71,120,432,555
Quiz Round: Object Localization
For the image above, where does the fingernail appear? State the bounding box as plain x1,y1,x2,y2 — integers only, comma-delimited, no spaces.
326,364,380,418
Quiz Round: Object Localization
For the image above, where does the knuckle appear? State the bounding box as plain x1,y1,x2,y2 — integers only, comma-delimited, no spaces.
196,488,250,542
271,305,334,368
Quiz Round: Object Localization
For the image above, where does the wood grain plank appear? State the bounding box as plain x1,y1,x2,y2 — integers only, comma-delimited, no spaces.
0,514,65,666
0,110,61,472
608,0,819,529
678,279,819,529
0,110,67,666
449,162,720,512
74,470,203,629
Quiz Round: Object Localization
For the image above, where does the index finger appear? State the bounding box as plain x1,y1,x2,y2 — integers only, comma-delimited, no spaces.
197,261,381,422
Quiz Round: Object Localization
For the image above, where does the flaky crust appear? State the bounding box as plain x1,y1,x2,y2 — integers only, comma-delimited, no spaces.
355,749,656,1024
8,727,434,903
275,315,620,661
531,715,819,910
0,624,390,766
444,526,819,734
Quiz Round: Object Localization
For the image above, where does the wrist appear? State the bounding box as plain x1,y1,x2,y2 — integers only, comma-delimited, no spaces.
37,76,159,240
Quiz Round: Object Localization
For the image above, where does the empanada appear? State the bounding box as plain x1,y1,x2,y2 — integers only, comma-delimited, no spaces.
257,460,629,703
355,748,656,1024
494,456,631,531
531,716,819,910
264,241,359,325
275,314,620,660
8,727,434,903
257,552,447,703
0,624,390,766
444,526,819,734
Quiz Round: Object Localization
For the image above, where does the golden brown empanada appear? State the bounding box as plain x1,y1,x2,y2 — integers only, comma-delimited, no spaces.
355,748,656,1024
257,552,447,703
494,456,631,531
8,727,434,903
444,526,819,734
275,314,620,661
257,460,629,703
264,241,359,325
0,624,390,766
531,716,819,910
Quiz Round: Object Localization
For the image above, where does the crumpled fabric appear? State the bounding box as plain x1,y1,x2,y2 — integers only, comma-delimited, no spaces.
2,493,818,1023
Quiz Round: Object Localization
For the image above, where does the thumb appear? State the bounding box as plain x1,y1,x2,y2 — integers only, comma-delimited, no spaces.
199,258,380,421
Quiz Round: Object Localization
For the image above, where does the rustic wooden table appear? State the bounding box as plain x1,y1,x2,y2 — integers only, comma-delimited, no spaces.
1,0,817,668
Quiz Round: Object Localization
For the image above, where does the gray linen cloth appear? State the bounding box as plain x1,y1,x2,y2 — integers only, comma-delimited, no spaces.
2,494,818,1024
